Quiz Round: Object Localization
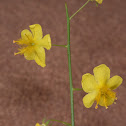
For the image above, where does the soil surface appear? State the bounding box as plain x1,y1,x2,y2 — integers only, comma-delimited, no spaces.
0,0,126,126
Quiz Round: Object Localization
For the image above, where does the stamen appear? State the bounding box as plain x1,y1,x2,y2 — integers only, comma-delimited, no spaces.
95,92,101,109
14,52,20,55
95,86,117,109
13,39,23,45
14,47,27,56
95,105,98,109
104,96,108,109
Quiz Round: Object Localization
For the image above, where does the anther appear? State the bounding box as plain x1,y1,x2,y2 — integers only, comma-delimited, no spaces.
114,102,116,104
14,52,17,56
95,105,98,109
105,106,108,109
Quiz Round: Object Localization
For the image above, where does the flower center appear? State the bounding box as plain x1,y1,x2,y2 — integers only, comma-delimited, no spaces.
95,85,117,109
13,38,35,55
31,43,35,46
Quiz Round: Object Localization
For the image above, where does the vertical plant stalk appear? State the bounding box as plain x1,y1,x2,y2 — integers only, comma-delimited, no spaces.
65,3,75,126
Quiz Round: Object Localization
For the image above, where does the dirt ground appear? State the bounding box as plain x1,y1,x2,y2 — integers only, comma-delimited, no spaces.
0,0,126,126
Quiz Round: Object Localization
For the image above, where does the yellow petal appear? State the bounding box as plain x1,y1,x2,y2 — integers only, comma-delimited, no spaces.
35,123,40,126
83,91,98,108
29,24,43,40
24,47,36,60
36,34,51,50
21,29,33,42
96,0,103,4
34,46,46,67
107,75,123,90
82,73,97,93
93,64,110,85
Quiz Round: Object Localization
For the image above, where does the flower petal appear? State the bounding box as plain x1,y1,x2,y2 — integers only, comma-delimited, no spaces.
21,29,33,42
34,46,46,67
36,34,51,50
29,24,43,40
24,47,36,60
83,91,98,108
82,73,97,93
93,64,110,85
96,0,103,4
106,75,123,90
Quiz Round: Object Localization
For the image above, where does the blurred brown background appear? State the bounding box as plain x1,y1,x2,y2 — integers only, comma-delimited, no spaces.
0,0,126,126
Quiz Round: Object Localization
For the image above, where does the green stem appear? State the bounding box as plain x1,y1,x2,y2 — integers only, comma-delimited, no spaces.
70,0,90,20
50,119,71,126
73,88,83,91
65,3,75,126
52,44,67,48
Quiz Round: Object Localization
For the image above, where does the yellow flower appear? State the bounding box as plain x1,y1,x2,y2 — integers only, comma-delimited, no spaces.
13,24,51,67
36,123,41,126
96,0,103,4
35,123,46,126
35,118,50,126
81,64,123,109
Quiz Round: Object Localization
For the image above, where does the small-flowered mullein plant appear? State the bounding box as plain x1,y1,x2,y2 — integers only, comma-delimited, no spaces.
13,1,122,126
13,24,51,67
82,64,123,109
